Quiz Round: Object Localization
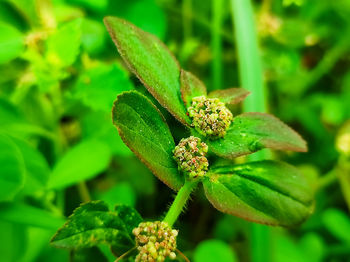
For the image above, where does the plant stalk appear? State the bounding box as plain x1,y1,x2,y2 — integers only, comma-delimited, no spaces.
77,181,91,202
182,0,192,40
211,0,224,90
230,0,271,261
163,180,197,227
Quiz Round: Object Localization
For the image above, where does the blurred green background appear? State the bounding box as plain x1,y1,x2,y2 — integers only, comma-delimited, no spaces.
0,0,350,261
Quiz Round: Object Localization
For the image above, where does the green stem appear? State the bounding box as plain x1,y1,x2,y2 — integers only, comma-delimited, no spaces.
182,0,192,40
230,0,267,113
317,169,337,190
163,4,234,44
163,180,197,227
230,1,271,261
211,0,224,90
77,181,91,202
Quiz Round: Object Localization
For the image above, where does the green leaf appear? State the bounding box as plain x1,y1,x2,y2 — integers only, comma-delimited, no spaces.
48,139,111,189
51,201,133,250
114,205,142,236
72,247,108,262
0,22,24,64
180,69,207,106
208,88,250,105
124,0,167,40
72,63,133,112
70,0,108,13
208,113,307,160
11,137,50,194
193,239,237,262
203,160,314,226
81,18,106,55
46,18,82,67
0,134,25,201
0,221,27,262
97,182,136,208
0,202,65,229
322,208,350,243
104,16,191,126
112,91,183,190
80,111,132,156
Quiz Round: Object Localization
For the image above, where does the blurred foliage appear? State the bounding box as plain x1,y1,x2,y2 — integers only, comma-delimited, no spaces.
0,0,349,261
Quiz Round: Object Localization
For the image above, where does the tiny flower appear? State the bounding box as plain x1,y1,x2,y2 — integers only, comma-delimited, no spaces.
133,221,178,262
188,96,233,139
173,136,209,179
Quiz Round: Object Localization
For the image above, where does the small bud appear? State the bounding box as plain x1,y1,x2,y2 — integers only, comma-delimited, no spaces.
173,136,209,179
133,221,178,262
188,96,233,139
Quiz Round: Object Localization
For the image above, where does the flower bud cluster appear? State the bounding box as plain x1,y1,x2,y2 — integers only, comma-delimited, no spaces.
173,136,209,179
188,96,233,139
132,221,178,262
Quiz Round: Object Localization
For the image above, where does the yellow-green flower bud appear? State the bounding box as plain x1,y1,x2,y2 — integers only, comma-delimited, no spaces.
188,96,233,139
133,221,178,262
173,136,209,179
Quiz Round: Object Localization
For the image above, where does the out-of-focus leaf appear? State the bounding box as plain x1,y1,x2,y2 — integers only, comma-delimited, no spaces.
80,111,132,156
193,239,237,262
72,63,133,112
124,0,167,39
338,168,350,212
208,113,307,160
274,233,306,262
112,91,183,191
213,215,241,242
180,69,207,106
0,221,27,262
21,227,68,262
0,22,24,64
48,139,111,189
97,182,136,208
51,201,133,250
104,16,191,126
70,0,108,13
0,202,65,229
0,98,55,139
323,208,350,243
208,88,250,105
46,18,82,67
274,232,324,262
5,0,38,26
81,18,106,55
72,247,108,262
107,0,167,39
204,161,314,226
11,137,50,194
299,233,324,262
0,134,25,201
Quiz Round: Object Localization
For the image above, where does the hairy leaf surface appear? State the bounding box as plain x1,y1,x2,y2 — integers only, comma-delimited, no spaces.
104,16,191,125
51,201,134,250
208,88,250,105
180,69,207,106
115,205,142,236
112,91,183,190
204,160,314,226
208,112,307,159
